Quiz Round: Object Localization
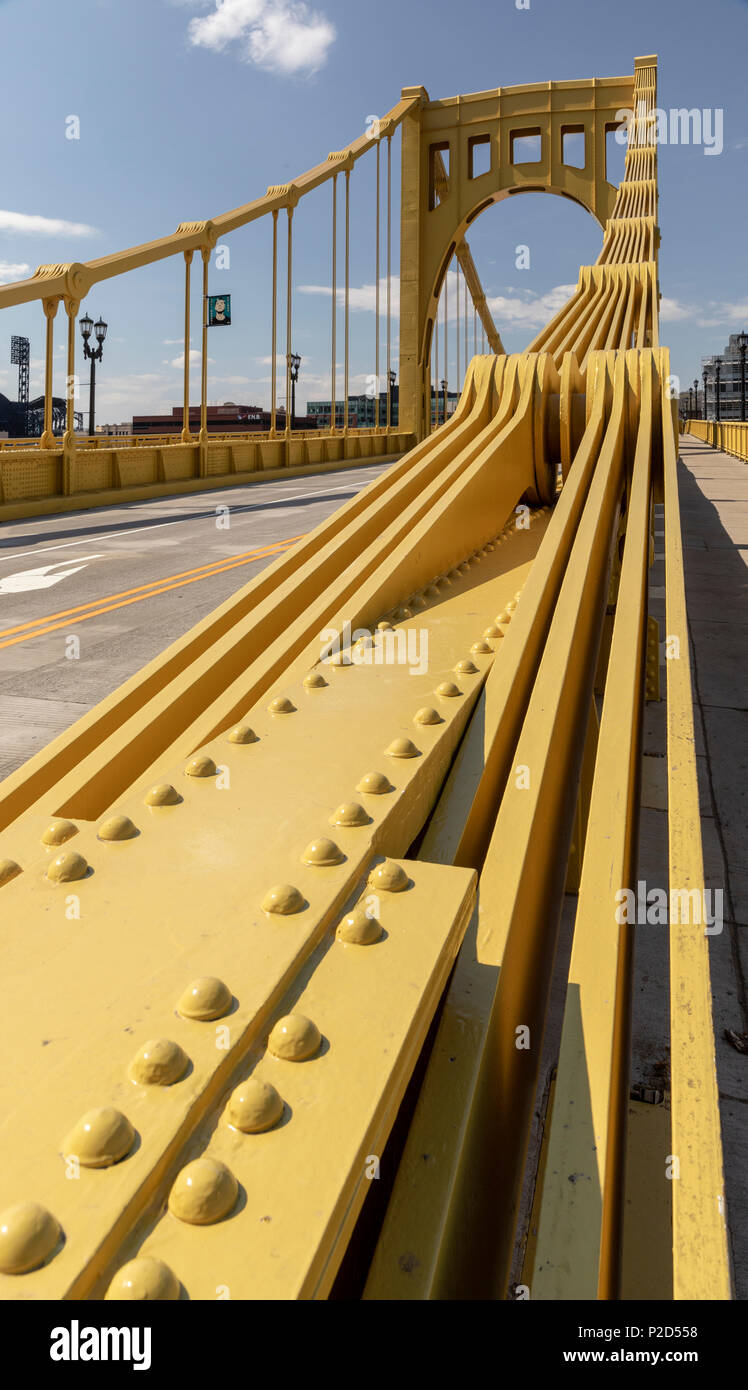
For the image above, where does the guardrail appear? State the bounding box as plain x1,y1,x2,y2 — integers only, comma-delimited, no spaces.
0,428,414,513
684,418,748,461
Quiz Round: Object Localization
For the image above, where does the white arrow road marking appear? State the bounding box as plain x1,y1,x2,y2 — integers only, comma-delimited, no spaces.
0,555,105,594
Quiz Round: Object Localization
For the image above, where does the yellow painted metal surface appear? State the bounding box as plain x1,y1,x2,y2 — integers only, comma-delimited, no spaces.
664,405,732,1301
685,417,748,463
0,52,732,1302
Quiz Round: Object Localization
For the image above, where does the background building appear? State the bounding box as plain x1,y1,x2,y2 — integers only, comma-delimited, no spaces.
701,332,748,420
96,422,130,437
306,383,461,429
131,402,316,436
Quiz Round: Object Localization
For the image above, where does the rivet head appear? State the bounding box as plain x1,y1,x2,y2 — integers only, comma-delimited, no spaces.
424,584,441,600
227,724,258,744
98,814,138,842
177,976,232,1021
41,819,78,847
457,561,470,574
497,610,512,625
514,590,523,601
0,859,22,887
413,707,443,726
326,650,352,667
369,860,409,893
385,737,420,759
303,671,327,689
470,640,493,655
168,1158,238,1225
128,1039,189,1087
435,681,462,698
356,771,394,795
227,1078,283,1133
395,606,412,621
268,1014,321,1062
454,659,479,676
261,883,306,914
506,598,519,613
185,755,218,778
0,1202,61,1275
337,907,382,945
105,1256,180,1301
46,849,88,883
144,783,181,806
409,593,427,611
376,620,394,631
301,837,345,866
62,1107,135,1168
268,695,296,713
483,625,502,640
330,801,370,827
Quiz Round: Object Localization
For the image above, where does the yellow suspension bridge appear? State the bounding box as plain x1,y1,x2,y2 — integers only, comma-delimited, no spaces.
0,54,733,1303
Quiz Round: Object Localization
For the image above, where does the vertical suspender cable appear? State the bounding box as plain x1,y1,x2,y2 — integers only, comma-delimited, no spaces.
434,299,439,428
182,251,192,440
271,211,278,436
331,175,337,430
444,256,449,421
285,206,293,441
450,261,456,394
344,168,350,432
386,134,392,431
375,141,380,429
464,269,469,378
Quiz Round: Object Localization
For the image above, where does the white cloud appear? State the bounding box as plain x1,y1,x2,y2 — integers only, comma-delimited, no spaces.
299,278,401,314
165,349,204,368
0,260,31,282
188,0,336,76
486,284,577,330
0,210,98,238
697,299,748,328
657,295,748,328
660,296,694,322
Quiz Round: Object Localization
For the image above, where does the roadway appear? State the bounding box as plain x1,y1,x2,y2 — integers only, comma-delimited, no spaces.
0,463,389,781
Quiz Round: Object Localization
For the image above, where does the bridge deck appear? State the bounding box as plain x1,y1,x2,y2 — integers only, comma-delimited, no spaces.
672,434,748,1297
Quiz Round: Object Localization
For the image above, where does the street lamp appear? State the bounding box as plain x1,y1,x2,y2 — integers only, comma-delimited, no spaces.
288,352,301,430
688,384,693,417
714,355,722,423
693,378,699,420
441,378,448,426
80,312,108,436
737,332,748,423
703,367,709,420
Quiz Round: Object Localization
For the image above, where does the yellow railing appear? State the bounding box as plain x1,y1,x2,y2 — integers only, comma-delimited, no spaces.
685,417,748,461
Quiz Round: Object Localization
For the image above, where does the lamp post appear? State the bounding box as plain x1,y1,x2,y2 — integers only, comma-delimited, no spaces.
688,384,693,417
288,352,301,431
715,355,722,423
79,312,107,436
387,368,396,429
728,332,739,422
703,367,709,420
693,378,699,420
441,378,447,426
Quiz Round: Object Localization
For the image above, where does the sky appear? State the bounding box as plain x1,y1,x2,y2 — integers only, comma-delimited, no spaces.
0,0,746,424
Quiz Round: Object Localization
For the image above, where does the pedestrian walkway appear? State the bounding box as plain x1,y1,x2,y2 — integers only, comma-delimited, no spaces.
676,433,748,1297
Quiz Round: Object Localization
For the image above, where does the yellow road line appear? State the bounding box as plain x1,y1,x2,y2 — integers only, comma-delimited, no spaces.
0,534,305,650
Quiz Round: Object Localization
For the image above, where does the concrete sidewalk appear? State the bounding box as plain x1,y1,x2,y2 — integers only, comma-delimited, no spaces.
676,434,748,1297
